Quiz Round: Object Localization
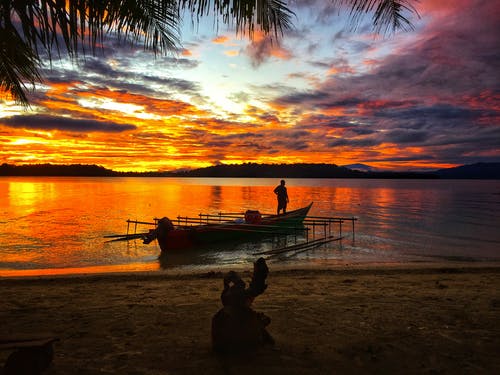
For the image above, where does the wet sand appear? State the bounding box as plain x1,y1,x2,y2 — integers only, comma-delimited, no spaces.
1,263,499,374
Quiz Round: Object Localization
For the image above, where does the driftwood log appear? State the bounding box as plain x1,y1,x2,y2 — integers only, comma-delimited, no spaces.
211,257,274,353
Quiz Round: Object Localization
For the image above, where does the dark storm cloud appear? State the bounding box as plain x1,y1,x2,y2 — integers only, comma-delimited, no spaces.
250,82,299,99
73,31,198,70
274,139,309,151
366,3,500,99
80,57,200,93
221,132,264,140
161,56,199,70
234,141,273,151
1,115,136,133
180,125,314,155
271,0,500,164
39,66,84,83
275,90,331,106
308,60,331,70
204,140,233,148
374,104,497,125
257,113,281,124
292,0,344,25
384,129,429,143
244,36,292,68
176,129,269,154
245,37,274,67
423,126,500,148
143,76,200,93
39,54,201,99
82,58,120,77
296,114,354,129
327,138,379,147
307,56,358,75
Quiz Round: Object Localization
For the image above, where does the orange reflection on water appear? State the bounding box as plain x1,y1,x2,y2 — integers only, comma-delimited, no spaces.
7,180,57,216
368,187,398,233
0,262,160,278
0,177,367,277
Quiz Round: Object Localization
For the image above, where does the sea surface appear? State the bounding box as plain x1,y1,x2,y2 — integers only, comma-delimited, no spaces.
1,177,499,277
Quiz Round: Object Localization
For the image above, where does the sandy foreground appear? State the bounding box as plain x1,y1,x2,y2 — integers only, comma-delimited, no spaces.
1,263,499,375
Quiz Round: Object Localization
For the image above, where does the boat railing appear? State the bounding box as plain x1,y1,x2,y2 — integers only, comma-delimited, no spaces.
196,212,357,241
125,219,156,237
174,215,310,235
303,216,358,240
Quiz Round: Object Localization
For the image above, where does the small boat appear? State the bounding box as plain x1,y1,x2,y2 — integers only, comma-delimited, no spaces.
144,203,313,252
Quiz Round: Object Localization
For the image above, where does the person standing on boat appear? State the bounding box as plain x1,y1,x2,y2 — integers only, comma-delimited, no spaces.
273,179,289,215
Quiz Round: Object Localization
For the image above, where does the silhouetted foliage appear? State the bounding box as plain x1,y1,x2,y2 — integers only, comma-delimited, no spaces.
0,163,178,177
175,162,437,179
435,163,500,179
2,162,498,179
0,163,114,176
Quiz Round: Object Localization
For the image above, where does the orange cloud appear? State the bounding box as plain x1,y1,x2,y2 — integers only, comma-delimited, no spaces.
212,35,229,44
362,59,380,67
223,50,240,57
327,65,355,75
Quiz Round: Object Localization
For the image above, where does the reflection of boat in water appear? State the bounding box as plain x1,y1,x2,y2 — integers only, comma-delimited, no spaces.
156,240,273,270
144,203,313,252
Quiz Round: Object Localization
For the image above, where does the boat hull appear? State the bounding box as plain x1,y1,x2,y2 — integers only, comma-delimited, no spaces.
157,203,313,252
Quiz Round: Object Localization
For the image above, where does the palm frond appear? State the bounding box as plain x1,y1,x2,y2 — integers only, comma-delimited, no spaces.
179,0,295,37
0,22,42,105
332,0,419,33
1,0,183,105
103,0,181,53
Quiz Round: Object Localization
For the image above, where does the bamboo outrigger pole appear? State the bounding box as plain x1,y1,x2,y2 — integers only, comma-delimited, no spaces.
266,236,344,259
104,233,149,243
285,236,344,257
253,236,334,256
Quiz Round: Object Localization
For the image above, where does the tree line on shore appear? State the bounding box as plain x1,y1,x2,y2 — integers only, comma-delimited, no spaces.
1,162,498,179
0,162,428,178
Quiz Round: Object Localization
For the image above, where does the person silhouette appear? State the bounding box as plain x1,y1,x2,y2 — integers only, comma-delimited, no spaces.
273,179,289,215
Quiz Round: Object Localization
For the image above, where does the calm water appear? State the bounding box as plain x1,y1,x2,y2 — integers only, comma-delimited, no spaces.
1,177,499,276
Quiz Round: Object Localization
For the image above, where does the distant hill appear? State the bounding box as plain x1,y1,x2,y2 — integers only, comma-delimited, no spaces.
341,163,376,172
435,163,500,179
1,162,498,179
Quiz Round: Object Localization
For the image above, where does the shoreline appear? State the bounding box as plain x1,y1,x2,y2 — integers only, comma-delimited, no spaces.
2,259,500,281
1,262,499,374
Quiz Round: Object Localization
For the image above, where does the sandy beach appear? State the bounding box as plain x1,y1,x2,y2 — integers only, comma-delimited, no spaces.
1,263,499,374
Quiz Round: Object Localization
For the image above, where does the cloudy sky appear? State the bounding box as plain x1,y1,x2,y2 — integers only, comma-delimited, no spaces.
1,0,499,172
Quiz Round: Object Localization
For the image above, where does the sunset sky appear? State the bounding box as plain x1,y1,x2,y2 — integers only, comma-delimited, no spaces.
1,0,499,172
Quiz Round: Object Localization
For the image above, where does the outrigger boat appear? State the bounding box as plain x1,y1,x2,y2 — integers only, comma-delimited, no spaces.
142,203,313,252
105,202,358,255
